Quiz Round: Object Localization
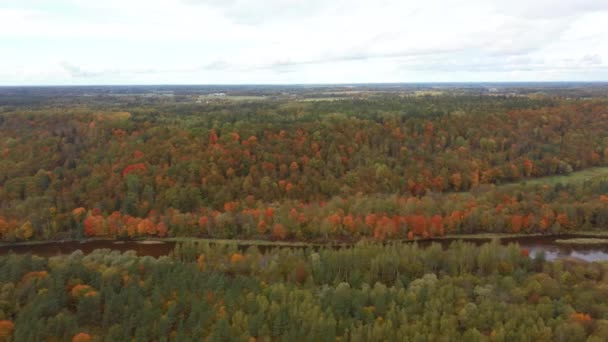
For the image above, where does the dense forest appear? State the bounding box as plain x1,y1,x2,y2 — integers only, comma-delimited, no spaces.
1,94,607,242
1,241,608,341
1,86,608,341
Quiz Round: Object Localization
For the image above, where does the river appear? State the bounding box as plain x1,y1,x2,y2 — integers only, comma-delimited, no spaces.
0,235,607,262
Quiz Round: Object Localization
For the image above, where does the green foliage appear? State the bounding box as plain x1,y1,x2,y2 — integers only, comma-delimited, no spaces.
0,242,606,340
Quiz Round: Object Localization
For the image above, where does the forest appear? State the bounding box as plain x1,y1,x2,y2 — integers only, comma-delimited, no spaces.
1,90,607,243
1,85,608,341
1,241,608,341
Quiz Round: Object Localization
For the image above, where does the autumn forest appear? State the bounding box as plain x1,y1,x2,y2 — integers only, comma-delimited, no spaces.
1,84,608,341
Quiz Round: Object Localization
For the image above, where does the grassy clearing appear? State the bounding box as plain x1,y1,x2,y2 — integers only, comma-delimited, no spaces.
502,167,608,189
555,238,608,245
162,237,327,248
439,233,538,240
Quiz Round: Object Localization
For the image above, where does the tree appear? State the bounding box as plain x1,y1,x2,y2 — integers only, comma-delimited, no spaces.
72,332,92,342
0,320,14,341
272,223,287,240
16,221,34,240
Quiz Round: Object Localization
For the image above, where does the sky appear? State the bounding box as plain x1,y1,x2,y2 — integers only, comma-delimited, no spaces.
1,0,608,85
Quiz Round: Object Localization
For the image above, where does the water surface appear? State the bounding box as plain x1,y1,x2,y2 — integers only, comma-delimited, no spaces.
1,234,607,262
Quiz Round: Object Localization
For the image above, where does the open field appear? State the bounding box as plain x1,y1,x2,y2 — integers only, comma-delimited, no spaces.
196,95,268,101
499,166,608,189
555,237,608,245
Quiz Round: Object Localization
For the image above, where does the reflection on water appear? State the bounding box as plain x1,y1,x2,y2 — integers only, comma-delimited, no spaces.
0,240,176,258
526,245,608,262
1,234,608,262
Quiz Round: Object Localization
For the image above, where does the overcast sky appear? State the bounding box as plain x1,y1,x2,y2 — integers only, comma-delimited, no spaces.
1,0,608,85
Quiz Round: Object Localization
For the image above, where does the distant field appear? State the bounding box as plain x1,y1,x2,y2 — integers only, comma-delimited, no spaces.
297,97,347,102
197,95,268,101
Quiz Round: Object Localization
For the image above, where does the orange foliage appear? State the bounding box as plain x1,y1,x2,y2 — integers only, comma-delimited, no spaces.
198,216,209,233
209,130,218,144
570,312,592,322
410,215,427,237
539,216,552,231
431,176,444,191
132,150,145,159
342,214,355,232
523,159,534,176
373,215,398,241
556,213,569,228
289,161,299,173
450,173,462,190
84,215,104,237
71,284,94,297
230,253,244,264
265,207,274,220
223,201,238,212
591,151,601,164
0,320,15,339
288,208,299,220
257,220,268,234
124,216,141,238
429,215,444,236
72,332,92,342
0,217,7,237
294,262,308,285
122,163,147,177
72,207,86,219
364,213,377,228
327,213,342,229
21,271,48,284
511,215,523,233
272,223,287,240
137,218,156,236
157,222,168,237
106,211,122,236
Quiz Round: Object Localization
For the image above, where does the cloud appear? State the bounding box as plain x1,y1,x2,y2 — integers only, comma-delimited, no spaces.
492,0,608,19
60,62,108,78
1,0,607,84
183,0,341,25
581,54,602,65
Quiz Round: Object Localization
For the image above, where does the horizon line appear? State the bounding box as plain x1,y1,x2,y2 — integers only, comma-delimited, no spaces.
2,81,608,88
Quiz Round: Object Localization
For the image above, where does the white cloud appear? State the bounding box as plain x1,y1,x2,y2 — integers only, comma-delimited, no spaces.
0,0,607,84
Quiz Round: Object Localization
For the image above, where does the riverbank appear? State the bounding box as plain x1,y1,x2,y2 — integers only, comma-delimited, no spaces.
3,230,608,249
2,231,608,261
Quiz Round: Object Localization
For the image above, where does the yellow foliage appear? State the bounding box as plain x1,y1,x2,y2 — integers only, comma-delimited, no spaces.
84,290,98,298
16,221,33,240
